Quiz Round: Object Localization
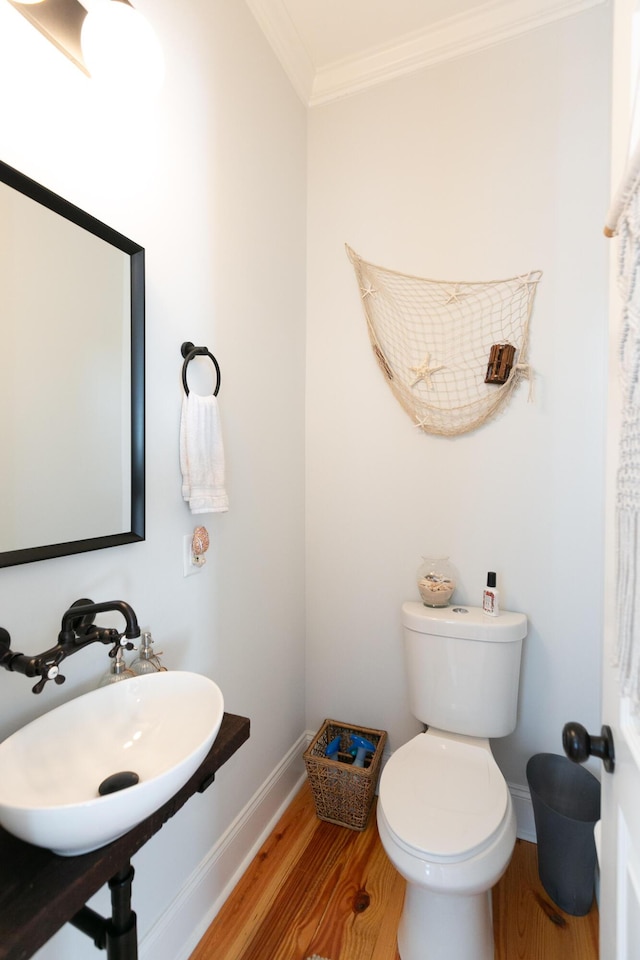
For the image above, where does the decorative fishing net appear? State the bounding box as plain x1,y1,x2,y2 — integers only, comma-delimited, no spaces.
347,245,542,436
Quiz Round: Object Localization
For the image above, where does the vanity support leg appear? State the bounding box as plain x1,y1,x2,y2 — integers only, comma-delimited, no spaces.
69,861,138,960
106,862,138,960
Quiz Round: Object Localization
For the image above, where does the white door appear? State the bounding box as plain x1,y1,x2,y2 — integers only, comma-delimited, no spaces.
600,3,640,957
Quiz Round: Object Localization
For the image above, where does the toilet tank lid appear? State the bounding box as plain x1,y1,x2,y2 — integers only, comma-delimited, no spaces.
402,602,527,643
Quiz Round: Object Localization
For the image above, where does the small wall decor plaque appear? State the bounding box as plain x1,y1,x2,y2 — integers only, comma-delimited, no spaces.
485,343,516,385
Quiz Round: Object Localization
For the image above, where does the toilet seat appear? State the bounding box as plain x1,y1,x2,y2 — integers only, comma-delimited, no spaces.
379,731,508,862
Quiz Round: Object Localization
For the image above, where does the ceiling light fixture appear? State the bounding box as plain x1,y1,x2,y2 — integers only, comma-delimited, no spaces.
6,0,164,91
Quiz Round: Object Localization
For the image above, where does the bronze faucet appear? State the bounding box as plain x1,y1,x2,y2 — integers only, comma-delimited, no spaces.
0,599,141,694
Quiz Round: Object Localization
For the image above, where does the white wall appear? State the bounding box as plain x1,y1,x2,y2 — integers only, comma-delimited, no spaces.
305,6,612,789
0,0,306,957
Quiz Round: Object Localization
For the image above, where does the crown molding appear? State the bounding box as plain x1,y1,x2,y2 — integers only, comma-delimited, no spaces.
246,0,608,108
244,0,314,104
311,0,608,105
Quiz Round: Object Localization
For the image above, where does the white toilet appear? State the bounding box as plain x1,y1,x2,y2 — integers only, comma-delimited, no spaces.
377,601,527,960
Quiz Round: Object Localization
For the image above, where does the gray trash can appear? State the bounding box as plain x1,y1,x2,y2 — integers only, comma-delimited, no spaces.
526,753,600,916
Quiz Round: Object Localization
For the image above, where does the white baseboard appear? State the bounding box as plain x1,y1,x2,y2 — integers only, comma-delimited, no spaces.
509,781,536,842
140,732,308,960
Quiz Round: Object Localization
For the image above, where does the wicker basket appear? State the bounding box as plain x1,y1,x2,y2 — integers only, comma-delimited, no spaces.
304,719,387,831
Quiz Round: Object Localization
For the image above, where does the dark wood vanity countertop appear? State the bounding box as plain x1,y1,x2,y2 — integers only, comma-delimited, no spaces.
0,711,250,960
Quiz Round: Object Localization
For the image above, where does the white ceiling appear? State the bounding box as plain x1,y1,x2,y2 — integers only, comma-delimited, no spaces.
244,0,606,106
281,0,489,67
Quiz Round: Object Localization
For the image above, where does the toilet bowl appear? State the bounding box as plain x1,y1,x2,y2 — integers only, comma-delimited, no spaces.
378,602,527,960
377,728,516,960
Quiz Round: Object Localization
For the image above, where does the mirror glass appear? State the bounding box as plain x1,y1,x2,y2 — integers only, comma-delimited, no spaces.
0,160,144,566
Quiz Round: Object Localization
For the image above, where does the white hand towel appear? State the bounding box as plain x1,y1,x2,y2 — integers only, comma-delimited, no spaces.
180,393,229,514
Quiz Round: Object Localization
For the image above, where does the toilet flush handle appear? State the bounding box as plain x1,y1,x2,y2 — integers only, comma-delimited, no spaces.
562,721,615,773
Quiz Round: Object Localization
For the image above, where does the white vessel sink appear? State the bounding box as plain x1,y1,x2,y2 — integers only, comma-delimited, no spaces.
0,671,224,856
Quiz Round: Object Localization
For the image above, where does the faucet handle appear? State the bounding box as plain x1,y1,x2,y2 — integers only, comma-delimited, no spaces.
32,670,66,694
32,652,66,695
108,633,135,658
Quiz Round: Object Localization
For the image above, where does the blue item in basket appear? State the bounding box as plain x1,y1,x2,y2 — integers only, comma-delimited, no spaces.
325,735,341,760
350,734,376,767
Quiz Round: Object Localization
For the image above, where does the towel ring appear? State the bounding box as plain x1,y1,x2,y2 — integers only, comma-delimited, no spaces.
181,341,221,397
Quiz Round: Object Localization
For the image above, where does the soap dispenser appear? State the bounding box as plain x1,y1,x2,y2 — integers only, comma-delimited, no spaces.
97,648,135,687
129,629,166,674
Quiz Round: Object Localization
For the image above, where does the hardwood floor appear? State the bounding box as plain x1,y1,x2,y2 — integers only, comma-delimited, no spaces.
190,781,599,960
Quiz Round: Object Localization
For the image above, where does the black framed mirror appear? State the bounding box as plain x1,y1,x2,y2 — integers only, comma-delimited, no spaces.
0,160,145,566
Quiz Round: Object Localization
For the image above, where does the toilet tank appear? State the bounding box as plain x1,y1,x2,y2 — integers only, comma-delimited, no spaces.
401,601,527,738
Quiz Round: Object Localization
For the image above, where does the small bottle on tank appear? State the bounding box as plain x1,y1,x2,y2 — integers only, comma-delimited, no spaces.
482,571,499,617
